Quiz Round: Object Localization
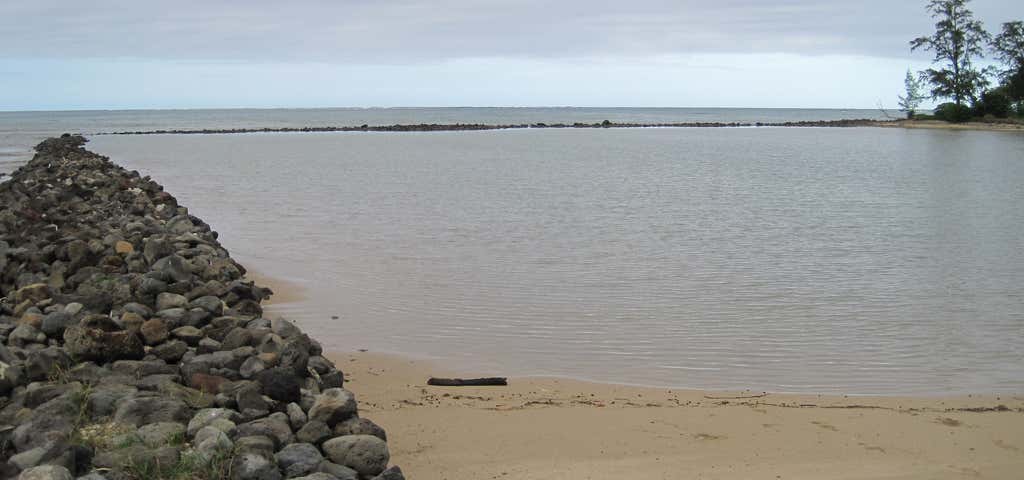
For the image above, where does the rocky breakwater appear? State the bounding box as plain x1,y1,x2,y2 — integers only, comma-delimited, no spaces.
0,135,403,480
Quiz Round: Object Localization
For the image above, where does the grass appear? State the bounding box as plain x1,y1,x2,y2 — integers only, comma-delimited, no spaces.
122,448,235,480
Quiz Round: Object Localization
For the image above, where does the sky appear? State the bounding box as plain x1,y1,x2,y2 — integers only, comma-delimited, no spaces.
0,0,1020,110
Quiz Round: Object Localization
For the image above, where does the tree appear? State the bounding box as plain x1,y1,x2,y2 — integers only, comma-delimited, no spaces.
898,69,927,118
910,0,992,106
991,21,1024,107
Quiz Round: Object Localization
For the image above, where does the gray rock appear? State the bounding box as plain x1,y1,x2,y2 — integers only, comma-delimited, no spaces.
317,461,359,480
286,402,307,430
275,443,323,478
151,339,188,362
307,356,333,375
16,465,73,480
236,416,294,449
371,466,406,480
156,292,189,311
255,367,301,403
270,318,301,338
171,325,203,345
136,422,186,447
113,395,191,427
295,420,332,446
321,435,390,477
319,370,344,390
25,347,72,381
236,383,270,419
197,337,222,354
292,474,340,480
152,254,191,283
40,312,75,337
187,408,243,438
221,327,254,350
10,324,46,346
308,389,357,426
239,356,266,379
191,296,223,315
230,453,283,480
333,417,387,441
194,427,234,464
234,435,276,458
86,383,138,417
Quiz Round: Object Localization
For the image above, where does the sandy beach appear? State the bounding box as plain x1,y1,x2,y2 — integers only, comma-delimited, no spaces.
254,272,1024,480
877,119,1024,132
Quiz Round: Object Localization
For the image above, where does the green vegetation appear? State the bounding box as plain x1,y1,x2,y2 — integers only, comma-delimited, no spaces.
908,0,1023,122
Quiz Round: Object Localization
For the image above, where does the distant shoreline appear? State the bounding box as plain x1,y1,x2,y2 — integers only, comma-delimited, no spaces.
91,118,1024,135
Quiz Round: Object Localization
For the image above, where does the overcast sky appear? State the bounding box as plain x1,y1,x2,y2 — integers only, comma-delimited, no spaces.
1,0,1020,110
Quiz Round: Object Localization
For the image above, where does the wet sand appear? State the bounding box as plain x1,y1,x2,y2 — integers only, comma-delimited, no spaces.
255,270,1024,479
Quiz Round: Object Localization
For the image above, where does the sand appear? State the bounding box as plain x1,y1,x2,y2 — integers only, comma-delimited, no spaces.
878,119,1024,132
253,252,1024,479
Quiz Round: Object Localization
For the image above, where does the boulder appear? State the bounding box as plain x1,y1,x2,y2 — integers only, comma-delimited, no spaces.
321,435,390,477
308,389,357,426
275,442,323,478
63,325,144,363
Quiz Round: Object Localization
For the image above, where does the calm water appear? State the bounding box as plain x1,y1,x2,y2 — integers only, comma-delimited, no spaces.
73,126,1024,396
2,108,1021,395
0,107,889,174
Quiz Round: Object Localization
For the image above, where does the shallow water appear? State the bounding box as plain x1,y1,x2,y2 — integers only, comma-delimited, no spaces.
84,127,1024,395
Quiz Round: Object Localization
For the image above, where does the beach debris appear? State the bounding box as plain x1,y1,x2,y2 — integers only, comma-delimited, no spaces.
428,377,508,386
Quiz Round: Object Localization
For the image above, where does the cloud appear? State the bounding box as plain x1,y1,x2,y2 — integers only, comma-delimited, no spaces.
1,0,1019,62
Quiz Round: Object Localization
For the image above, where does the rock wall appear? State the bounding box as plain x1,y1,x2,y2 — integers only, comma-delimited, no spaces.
0,135,404,480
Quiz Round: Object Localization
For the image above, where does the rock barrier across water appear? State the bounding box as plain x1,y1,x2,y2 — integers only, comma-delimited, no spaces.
0,135,403,480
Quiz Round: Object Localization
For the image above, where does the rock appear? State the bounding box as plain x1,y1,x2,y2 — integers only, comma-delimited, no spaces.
138,318,169,345
321,435,390,477
371,466,406,480
320,370,344,389
307,356,333,375
236,416,294,449
39,311,74,337
293,474,342,480
187,408,242,438
20,312,44,329
191,296,223,315
236,383,270,419
152,255,191,283
239,356,266,379
333,417,387,441
25,347,72,381
189,372,229,394
16,465,73,480
234,435,276,458
255,367,301,403
87,383,138,417
317,461,359,480
14,283,50,304
308,389,357,426
112,396,191,427
143,238,174,264
286,402,307,430
221,327,253,349
114,240,134,254
152,339,189,362
119,311,146,330
230,453,283,480
9,324,47,346
270,318,301,338
198,337,222,354
295,421,332,445
136,421,186,447
275,443,323,478
193,426,234,464
156,292,189,311
171,325,203,345
63,325,144,363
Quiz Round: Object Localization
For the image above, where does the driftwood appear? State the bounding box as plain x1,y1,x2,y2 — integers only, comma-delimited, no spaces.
427,377,508,387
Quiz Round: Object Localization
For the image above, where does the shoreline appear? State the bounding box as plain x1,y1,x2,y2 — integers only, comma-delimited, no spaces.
252,269,1024,478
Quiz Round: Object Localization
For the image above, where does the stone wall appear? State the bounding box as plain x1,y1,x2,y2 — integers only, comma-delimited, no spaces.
0,135,403,480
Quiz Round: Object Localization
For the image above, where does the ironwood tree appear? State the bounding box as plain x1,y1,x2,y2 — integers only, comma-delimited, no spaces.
910,0,992,106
